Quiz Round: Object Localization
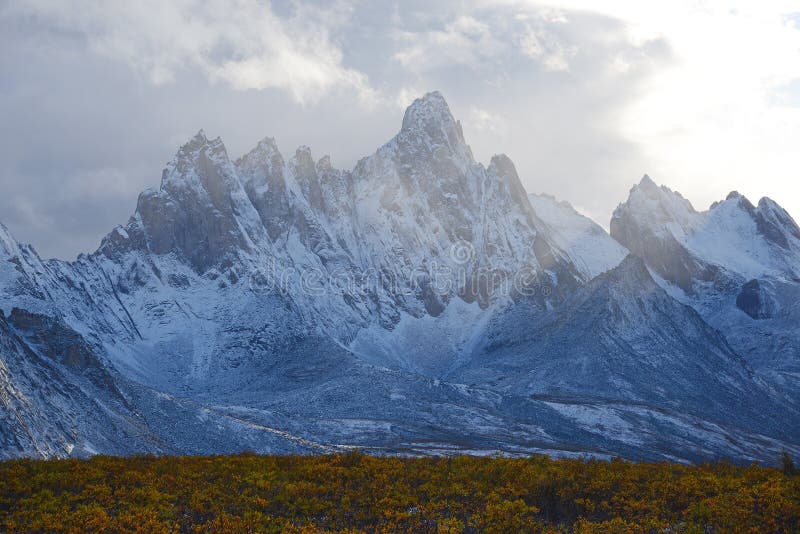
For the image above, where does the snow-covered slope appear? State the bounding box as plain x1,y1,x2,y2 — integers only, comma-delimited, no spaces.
1,94,799,463
528,194,628,279
450,255,800,461
612,175,800,394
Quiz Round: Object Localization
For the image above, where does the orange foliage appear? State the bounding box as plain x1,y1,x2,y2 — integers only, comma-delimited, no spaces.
0,452,797,532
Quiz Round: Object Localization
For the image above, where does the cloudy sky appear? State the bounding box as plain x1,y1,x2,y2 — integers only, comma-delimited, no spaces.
2,0,800,259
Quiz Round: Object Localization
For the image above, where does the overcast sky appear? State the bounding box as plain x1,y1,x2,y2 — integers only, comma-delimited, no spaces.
2,0,800,259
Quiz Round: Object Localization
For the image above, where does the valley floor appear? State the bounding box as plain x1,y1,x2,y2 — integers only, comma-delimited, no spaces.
1,453,798,533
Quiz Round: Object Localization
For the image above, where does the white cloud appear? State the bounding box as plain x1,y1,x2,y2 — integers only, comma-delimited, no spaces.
518,25,576,72
6,0,375,105
469,107,507,134
393,9,578,74
394,15,503,71
396,85,425,109
506,0,800,217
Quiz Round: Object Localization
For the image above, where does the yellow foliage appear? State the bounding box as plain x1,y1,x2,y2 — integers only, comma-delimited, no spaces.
0,453,797,532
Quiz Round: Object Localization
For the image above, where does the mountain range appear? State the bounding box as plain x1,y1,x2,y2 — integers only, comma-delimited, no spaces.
1,92,798,463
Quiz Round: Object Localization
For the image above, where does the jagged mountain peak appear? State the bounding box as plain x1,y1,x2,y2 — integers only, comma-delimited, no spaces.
487,154,528,202
237,136,285,186
487,153,516,177
191,127,207,141
631,173,682,202
755,196,800,238
126,129,269,270
628,174,692,206
717,190,757,214
0,222,19,258
235,136,282,166
401,91,453,131
175,129,225,159
248,135,281,158
292,145,315,167
707,191,800,250
395,91,472,166
638,173,657,189
611,176,708,292
613,175,697,238
316,155,333,173
161,129,234,193
709,192,800,252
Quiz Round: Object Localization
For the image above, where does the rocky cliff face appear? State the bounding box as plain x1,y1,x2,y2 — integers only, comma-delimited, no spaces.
1,93,798,463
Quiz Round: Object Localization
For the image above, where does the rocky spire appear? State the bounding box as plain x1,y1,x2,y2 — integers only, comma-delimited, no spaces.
396,91,473,166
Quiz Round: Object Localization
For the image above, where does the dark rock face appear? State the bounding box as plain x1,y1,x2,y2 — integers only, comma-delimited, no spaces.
754,198,800,249
134,131,266,272
736,279,773,319
610,176,708,293
237,137,292,241
611,221,700,293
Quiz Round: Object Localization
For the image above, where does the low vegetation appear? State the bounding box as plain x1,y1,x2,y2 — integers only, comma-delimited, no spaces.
1,452,798,533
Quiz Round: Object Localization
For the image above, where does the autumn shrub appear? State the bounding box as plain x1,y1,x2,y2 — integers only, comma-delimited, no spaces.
0,453,798,532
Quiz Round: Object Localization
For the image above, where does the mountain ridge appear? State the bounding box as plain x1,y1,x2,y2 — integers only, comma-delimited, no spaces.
1,92,798,463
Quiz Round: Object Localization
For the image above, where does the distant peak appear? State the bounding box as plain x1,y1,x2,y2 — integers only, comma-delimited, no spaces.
317,155,333,172
638,174,657,189
395,91,472,163
291,145,316,177
401,91,456,133
254,136,279,152
160,130,232,193
293,146,315,167
488,154,517,178
754,196,800,243
758,196,781,211
236,136,285,179
176,129,225,157
0,221,19,256
488,153,529,206
416,90,447,106
183,129,209,149
629,174,692,207
720,191,755,212
237,136,282,165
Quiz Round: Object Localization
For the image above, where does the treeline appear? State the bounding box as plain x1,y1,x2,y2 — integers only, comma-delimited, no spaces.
1,452,798,533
